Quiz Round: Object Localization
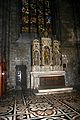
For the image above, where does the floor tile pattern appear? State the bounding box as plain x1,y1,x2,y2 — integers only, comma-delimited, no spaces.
0,90,80,120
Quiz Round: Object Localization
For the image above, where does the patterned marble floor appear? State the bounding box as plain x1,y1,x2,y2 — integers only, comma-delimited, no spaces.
0,90,80,120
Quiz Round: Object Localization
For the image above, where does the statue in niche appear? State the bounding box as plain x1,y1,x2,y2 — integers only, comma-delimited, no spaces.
43,30,49,38
68,29,75,43
44,46,50,65
54,51,61,66
53,40,61,66
34,51,39,65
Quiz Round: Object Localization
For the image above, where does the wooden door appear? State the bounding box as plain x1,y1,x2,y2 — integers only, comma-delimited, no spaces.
0,64,2,96
0,63,6,96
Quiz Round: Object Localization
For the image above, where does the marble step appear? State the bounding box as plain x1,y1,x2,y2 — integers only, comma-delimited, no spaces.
35,87,73,95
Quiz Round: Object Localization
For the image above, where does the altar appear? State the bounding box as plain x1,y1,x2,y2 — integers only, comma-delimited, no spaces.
31,32,68,90
31,70,65,89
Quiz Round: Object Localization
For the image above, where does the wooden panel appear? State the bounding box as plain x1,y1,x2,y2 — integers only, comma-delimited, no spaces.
0,64,2,96
40,76,65,89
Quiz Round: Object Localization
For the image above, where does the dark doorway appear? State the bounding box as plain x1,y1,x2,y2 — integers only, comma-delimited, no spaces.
15,65,27,91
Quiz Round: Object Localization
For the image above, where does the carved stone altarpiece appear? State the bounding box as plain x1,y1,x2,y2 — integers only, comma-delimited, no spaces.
31,36,68,89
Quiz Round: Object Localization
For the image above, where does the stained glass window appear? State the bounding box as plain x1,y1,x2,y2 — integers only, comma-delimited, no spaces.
22,0,52,35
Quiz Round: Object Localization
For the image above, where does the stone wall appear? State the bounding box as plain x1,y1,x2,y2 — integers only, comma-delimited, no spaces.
9,42,31,89
62,46,78,86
